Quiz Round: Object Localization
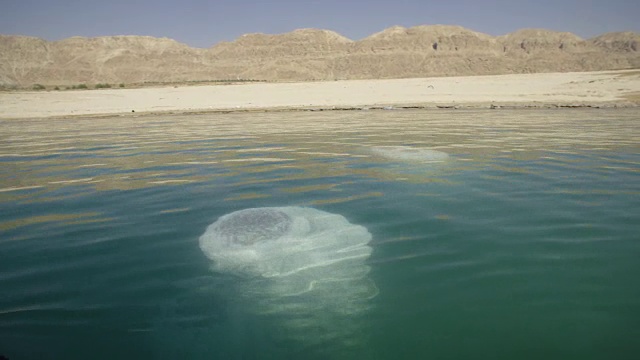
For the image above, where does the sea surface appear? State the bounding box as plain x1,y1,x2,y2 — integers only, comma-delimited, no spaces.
1,109,638,359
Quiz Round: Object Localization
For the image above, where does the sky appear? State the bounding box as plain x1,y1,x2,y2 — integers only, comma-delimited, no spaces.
2,0,638,48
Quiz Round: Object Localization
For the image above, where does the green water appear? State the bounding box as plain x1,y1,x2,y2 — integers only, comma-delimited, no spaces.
0,109,638,359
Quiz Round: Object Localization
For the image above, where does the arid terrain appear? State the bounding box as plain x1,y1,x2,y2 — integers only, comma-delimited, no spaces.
1,70,638,119
1,25,638,87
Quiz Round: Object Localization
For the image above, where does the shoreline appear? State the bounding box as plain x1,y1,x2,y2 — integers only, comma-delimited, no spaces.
39,102,638,121
1,70,638,120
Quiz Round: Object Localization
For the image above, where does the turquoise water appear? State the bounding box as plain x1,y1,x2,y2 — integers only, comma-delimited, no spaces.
1,109,639,359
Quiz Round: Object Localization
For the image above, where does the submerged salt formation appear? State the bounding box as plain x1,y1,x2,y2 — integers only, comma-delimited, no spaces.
199,206,377,345
370,146,449,162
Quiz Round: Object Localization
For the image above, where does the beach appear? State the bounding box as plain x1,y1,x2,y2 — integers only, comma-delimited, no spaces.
0,70,638,119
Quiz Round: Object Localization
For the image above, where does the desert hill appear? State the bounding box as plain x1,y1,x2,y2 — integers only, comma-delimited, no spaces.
0,25,638,87
589,32,638,52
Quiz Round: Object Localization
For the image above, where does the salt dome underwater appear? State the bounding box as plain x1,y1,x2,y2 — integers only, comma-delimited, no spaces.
199,206,378,345
370,146,449,163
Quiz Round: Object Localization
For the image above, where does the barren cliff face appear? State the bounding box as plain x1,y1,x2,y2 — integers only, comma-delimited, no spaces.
0,25,638,86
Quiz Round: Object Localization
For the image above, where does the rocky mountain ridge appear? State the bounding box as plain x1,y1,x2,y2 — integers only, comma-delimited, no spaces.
1,25,638,86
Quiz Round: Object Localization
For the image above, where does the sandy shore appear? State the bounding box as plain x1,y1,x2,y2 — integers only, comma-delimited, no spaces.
1,70,638,119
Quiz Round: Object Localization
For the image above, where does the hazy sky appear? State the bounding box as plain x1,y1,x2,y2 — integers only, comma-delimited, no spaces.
2,0,638,48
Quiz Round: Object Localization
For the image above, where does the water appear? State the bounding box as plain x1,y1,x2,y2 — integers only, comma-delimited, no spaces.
1,109,639,359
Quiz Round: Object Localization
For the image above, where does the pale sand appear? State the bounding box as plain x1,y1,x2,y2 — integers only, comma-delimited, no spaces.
1,70,638,119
